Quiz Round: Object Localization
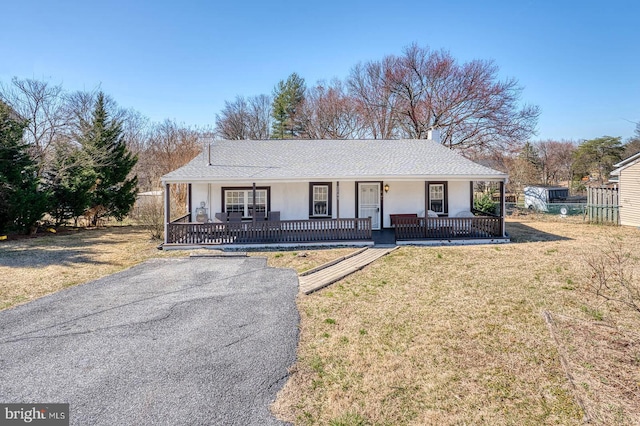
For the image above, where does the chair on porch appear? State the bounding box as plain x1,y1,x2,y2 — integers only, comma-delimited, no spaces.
268,211,280,222
425,209,440,232
454,210,475,236
228,212,242,222
454,210,475,218
214,212,227,222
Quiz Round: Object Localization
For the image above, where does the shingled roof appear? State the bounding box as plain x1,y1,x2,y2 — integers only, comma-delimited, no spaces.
162,139,507,183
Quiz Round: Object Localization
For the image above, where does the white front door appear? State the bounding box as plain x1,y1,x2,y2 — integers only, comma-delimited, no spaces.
358,183,381,230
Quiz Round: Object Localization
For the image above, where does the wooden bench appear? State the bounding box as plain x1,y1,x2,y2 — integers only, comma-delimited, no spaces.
390,213,419,226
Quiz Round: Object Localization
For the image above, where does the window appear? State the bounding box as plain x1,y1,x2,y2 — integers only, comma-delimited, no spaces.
427,182,448,215
223,188,269,218
309,183,332,217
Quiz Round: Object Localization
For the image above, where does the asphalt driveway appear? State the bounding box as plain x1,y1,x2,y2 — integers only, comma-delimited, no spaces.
0,256,299,425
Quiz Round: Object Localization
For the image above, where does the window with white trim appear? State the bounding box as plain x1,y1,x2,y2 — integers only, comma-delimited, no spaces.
309,183,332,217
428,183,447,214
224,189,268,218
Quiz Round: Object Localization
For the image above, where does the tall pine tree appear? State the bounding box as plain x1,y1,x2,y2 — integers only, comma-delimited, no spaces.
271,73,306,139
0,102,50,234
79,93,138,226
45,141,97,226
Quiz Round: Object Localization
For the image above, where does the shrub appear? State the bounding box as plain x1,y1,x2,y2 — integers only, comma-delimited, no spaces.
474,193,497,215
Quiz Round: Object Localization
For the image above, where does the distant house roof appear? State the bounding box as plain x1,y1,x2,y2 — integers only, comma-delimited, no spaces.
162,139,508,183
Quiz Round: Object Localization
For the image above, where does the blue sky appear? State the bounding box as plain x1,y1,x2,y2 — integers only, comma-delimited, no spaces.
1,0,638,141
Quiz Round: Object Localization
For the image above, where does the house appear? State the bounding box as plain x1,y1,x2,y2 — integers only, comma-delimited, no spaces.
610,151,640,227
161,132,509,248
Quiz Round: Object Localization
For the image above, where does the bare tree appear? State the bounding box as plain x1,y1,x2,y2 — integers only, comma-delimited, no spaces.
246,94,272,139
348,44,539,149
0,78,68,174
347,57,400,139
215,94,272,140
584,236,640,315
300,79,364,139
623,121,640,159
63,88,146,144
535,140,576,185
135,119,201,190
215,96,249,140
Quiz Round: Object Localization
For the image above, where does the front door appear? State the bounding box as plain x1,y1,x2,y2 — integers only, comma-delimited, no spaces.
358,183,381,230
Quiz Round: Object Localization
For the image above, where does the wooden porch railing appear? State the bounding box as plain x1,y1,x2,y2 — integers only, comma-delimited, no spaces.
170,213,190,223
166,218,372,245
394,216,502,241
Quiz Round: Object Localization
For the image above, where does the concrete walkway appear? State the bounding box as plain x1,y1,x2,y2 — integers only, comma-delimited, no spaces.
299,247,398,294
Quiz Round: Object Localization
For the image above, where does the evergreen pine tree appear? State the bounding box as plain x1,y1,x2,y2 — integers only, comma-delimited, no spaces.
271,73,306,139
0,103,50,234
80,93,138,225
45,142,97,226
573,136,624,184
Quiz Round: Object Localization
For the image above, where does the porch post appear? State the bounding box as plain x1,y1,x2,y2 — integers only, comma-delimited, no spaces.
336,181,340,219
164,183,170,244
188,183,192,222
500,180,506,237
252,182,257,223
470,181,474,211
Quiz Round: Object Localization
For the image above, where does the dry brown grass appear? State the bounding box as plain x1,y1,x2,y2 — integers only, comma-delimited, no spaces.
254,248,360,274
0,229,355,311
0,226,189,310
3,219,639,424
273,217,640,425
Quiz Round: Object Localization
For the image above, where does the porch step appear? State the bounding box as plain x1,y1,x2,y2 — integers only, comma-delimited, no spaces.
299,247,398,295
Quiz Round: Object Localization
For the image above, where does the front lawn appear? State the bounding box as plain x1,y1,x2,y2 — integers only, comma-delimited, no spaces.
272,218,640,425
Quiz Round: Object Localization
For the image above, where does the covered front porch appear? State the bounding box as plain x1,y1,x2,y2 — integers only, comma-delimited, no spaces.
161,179,509,248
392,213,507,245
163,214,507,248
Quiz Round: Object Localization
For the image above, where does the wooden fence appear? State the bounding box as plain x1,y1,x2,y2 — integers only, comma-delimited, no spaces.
586,187,619,225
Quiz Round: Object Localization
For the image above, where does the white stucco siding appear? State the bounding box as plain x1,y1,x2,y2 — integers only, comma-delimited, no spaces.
381,181,425,228
191,182,311,220
337,181,356,219
270,182,309,220
187,179,487,225
447,181,472,216
191,183,210,219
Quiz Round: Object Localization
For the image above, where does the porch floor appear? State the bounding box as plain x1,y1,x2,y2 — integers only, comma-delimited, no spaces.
298,246,398,295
